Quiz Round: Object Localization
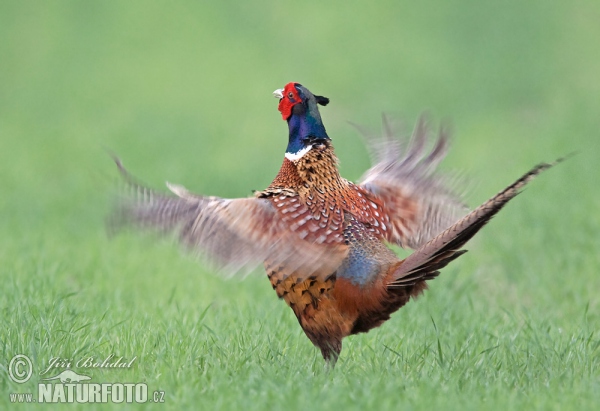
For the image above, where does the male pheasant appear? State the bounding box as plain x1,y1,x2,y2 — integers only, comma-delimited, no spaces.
113,82,559,364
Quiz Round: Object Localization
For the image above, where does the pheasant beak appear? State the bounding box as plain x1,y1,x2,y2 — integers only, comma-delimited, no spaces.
273,88,284,99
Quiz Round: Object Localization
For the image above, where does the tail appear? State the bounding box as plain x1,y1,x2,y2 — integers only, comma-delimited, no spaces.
42,376,59,381
388,157,566,287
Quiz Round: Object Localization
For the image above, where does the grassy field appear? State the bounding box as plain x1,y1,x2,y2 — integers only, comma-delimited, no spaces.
1,1,599,409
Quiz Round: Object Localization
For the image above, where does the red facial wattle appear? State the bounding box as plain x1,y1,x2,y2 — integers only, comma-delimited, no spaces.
277,82,303,120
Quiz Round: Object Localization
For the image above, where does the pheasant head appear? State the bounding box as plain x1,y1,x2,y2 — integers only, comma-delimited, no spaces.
273,82,330,161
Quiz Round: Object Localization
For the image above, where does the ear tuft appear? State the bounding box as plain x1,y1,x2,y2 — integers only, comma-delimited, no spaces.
315,95,330,106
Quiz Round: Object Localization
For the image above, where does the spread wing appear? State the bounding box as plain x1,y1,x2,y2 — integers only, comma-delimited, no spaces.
357,115,468,249
109,161,347,280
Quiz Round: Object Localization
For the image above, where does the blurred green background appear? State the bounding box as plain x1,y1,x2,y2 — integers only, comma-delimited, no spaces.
1,1,599,410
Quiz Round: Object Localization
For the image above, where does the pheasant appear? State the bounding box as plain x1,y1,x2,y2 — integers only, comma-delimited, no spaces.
112,82,560,364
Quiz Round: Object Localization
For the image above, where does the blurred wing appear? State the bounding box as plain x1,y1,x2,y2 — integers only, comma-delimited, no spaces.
110,163,347,280
357,115,468,249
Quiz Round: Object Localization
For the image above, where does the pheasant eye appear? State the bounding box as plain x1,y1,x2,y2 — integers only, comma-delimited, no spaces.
288,92,294,99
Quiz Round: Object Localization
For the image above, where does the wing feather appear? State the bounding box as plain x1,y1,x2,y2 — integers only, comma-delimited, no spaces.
357,115,468,249
110,161,347,280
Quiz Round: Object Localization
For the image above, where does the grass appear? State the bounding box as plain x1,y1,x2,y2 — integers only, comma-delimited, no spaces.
1,1,599,410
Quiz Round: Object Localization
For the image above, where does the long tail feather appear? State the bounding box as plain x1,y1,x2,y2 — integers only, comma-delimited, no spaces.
389,157,566,287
